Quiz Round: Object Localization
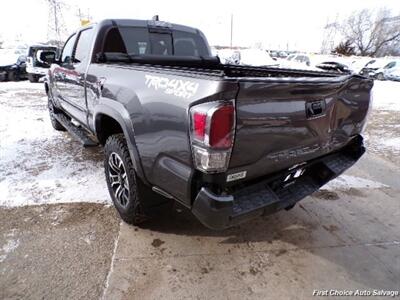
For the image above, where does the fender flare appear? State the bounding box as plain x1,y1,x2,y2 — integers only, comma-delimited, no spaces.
93,103,148,184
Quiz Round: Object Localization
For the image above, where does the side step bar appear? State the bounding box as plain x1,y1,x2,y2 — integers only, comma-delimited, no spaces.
54,113,99,147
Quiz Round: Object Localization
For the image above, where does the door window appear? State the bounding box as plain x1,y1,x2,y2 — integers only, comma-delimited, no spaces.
61,34,76,64
74,28,94,64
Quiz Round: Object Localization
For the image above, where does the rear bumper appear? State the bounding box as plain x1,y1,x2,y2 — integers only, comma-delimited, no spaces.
192,135,365,230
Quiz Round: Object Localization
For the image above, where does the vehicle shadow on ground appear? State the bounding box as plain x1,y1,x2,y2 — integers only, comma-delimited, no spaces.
135,200,398,291
139,201,325,243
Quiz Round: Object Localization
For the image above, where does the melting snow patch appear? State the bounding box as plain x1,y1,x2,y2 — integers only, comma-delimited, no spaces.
381,137,400,151
324,175,388,191
0,238,20,263
0,81,110,208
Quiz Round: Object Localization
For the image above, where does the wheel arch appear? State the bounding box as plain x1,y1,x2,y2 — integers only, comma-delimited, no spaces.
94,106,148,185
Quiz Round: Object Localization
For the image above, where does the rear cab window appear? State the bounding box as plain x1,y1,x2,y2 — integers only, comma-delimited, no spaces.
104,26,211,57
173,30,209,56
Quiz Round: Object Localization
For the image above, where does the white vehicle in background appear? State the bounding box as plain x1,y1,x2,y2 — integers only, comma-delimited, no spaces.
234,48,277,67
347,57,372,74
359,59,389,78
280,53,315,70
385,66,400,82
372,60,400,81
214,48,237,64
26,45,58,82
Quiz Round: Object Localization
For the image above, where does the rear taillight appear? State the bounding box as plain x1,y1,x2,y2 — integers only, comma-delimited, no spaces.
193,112,207,141
189,100,235,173
209,105,234,148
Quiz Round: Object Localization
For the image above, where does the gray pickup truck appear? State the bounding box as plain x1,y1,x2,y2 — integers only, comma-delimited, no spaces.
44,19,373,229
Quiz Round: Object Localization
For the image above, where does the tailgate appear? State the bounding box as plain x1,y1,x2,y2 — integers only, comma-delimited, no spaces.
229,75,373,181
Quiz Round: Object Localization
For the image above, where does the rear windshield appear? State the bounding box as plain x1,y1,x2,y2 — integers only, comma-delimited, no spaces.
103,26,211,57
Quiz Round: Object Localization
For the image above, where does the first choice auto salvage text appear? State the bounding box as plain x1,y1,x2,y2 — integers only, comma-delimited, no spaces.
312,289,399,297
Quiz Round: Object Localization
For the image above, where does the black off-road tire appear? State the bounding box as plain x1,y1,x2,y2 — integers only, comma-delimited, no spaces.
48,97,66,131
104,134,172,225
28,74,39,83
8,71,18,81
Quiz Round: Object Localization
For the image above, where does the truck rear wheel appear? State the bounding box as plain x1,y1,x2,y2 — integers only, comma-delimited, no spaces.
104,134,172,225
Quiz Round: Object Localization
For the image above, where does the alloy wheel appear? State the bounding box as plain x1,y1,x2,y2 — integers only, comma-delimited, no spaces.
108,152,130,207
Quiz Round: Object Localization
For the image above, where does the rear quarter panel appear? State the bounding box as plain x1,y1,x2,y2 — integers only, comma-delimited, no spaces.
86,64,238,205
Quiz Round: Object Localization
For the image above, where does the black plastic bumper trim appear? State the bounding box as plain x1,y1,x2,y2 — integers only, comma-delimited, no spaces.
192,136,365,230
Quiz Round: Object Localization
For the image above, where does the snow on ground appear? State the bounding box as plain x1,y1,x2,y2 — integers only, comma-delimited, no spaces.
381,137,400,149
324,175,388,191
372,80,400,111
0,81,110,207
365,80,400,162
0,238,20,263
0,79,398,208
0,229,20,263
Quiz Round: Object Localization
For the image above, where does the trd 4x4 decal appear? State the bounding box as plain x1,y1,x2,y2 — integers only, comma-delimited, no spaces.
145,74,199,99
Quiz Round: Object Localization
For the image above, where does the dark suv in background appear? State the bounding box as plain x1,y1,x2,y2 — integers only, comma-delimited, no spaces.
0,47,28,81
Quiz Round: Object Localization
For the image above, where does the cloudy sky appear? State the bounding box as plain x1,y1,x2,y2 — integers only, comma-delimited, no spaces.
1,0,399,51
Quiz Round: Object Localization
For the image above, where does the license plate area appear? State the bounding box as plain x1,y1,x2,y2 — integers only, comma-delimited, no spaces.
282,168,305,188
270,164,307,190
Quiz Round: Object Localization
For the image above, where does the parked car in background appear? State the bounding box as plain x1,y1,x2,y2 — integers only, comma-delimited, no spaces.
0,46,28,81
359,59,388,78
280,53,314,70
269,50,289,60
278,51,289,59
348,57,374,74
269,50,279,60
234,48,277,66
386,67,400,81
26,45,58,82
372,60,400,81
315,61,351,73
287,53,311,66
214,48,237,64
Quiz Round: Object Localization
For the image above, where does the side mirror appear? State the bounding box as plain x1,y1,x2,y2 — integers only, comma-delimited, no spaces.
18,55,27,64
40,51,56,65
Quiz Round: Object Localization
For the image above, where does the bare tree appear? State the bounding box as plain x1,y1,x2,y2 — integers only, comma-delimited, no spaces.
337,8,400,57
333,40,355,56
